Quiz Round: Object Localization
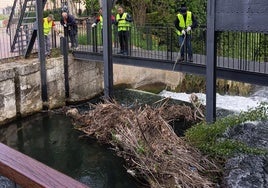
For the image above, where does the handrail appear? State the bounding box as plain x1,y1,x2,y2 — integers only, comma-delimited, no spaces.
0,143,88,188
6,0,18,34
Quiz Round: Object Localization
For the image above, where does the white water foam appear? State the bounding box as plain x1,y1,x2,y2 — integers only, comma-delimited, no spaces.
159,87,268,113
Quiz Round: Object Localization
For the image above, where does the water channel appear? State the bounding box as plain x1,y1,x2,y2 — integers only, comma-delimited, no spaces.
1,87,266,187
0,89,167,188
0,89,160,188
0,112,142,187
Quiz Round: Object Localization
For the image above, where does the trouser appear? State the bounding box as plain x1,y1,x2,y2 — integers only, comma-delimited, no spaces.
179,34,192,59
118,30,129,53
44,35,51,55
68,31,78,48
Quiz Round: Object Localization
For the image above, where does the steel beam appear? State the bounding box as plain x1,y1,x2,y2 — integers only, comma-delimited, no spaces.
73,51,268,86
102,0,113,98
36,0,48,106
206,0,217,123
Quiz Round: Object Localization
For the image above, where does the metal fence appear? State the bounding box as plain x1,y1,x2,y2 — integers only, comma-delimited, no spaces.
1,22,267,74
77,22,206,63
76,22,267,74
0,23,63,60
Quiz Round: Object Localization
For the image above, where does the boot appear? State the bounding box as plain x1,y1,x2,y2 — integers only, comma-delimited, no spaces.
179,56,184,62
189,56,193,62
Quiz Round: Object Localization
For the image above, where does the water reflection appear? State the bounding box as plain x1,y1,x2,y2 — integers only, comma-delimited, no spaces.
0,113,139,188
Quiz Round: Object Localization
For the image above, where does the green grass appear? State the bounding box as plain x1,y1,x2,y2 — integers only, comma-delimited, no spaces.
185,103,268,157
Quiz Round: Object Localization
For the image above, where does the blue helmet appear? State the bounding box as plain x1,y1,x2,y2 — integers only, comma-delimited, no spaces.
62,5,69,13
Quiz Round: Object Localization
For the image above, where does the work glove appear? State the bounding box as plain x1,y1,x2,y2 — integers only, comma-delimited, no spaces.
186,26,191,32
181,30,186,35
63,24,67,27
91,23,97,28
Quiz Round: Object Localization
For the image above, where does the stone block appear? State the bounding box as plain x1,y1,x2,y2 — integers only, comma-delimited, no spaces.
15,62,42,116
46,57,66,108
0,67,16,124
68,58,104,102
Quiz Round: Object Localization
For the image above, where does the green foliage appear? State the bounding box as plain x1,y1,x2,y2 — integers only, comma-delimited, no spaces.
44,9,62,21
83,0,100,16
185,103,268,157
0,14,8,20
78,26,103,45
78,33,90,45
176,74,206,93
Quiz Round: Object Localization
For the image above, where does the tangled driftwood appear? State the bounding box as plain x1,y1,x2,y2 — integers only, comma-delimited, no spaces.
66,99,218,188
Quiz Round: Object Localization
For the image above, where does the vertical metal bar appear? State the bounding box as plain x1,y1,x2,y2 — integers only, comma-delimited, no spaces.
206,0,216,123
61,37,69,98
170,27,173,61
63,27,69,50
129,26,132,56
36,0,48,105
103,0,113,98
227,31,230,68
166,27,170,60
86,20,91,47
52,30,57,48
245,32,248,70
92,27,97,52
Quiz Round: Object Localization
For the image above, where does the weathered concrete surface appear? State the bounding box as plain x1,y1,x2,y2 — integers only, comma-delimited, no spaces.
46,57,65,108
113,64,183,90
68,58,104,102
15,61,43,116
0,56,183,125
0,66,16,124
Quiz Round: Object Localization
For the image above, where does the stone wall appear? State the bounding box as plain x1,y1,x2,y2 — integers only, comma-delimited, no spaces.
0,65,16,124
0,56,183,125
113,64,183,90
0,56,104,125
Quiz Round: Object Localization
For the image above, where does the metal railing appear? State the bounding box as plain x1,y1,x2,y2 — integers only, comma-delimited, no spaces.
0,24,63,60
1,22,267,75
78,22,206,62
77,22,268,74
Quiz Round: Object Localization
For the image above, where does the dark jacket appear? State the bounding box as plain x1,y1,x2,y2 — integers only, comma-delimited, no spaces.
60,14,78,34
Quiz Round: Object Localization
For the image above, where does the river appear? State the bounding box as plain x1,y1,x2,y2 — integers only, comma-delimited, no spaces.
0,87,267,187
0,112,140,188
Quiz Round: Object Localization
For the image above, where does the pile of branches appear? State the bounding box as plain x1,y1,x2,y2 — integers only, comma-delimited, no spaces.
66,99,218,187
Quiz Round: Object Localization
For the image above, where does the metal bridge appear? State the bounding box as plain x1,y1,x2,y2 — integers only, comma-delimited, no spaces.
72,24,268,87
5,0,268,123
73,0,268,123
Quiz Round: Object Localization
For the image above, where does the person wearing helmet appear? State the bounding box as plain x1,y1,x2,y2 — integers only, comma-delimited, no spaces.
174,3,197,62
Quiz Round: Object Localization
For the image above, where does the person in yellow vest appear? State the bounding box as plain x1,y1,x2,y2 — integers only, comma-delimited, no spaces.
43,14,59,57
115,5,132,55
174,3,197,62
91,8,104,28
91,8,115,44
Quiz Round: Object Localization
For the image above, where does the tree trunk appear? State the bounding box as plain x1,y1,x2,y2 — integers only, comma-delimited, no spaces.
131,0,148,26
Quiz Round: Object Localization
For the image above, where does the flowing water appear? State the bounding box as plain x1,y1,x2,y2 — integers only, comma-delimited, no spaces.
0,113,140,188
1,87,267,187
0,89,169,188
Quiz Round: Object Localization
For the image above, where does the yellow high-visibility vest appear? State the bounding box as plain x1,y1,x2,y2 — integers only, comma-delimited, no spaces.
43,17,53,35
99,15,103,29
116,13,130,31
176,11,192,36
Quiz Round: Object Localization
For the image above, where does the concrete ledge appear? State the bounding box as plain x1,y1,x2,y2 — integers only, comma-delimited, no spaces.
0,67,15,82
